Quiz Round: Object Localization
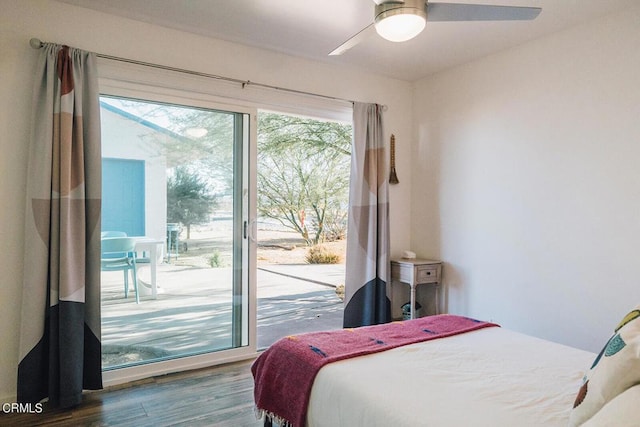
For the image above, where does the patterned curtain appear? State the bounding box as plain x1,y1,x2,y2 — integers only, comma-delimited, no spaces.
343,103,391,328
18,44,102,407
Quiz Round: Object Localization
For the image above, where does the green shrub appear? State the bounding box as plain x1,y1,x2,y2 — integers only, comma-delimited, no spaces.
208,251,224,268
306,245,341,264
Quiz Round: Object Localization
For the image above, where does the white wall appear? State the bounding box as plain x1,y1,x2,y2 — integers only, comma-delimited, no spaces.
412,5,640,352
0,0,413,401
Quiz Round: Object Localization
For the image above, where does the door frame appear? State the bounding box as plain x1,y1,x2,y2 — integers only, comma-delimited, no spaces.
99,86,258,388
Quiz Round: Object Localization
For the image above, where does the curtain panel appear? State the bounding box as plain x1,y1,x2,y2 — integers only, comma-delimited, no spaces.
18,44,103,407
343,102,391,328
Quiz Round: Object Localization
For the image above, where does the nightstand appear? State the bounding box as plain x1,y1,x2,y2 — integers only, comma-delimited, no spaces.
391,258,442,319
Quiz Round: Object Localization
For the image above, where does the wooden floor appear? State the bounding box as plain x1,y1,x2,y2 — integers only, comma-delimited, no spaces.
1,359,263,427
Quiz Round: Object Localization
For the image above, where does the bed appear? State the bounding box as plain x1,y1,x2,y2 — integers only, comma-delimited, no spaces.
252,310,640,427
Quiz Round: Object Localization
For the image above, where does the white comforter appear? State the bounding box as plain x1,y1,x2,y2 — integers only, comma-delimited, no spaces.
307,327,595,427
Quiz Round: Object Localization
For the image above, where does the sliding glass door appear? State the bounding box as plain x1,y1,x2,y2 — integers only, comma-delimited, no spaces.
99,95,253,371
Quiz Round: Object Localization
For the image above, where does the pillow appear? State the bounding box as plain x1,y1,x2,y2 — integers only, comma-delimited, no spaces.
581,384,640,427
568,305,640,426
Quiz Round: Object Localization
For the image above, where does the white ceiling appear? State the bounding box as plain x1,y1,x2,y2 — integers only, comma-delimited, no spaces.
57,0,637,81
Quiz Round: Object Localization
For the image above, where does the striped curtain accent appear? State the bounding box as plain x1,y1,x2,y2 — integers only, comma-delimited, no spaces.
343,103,391,328
18,44,103,407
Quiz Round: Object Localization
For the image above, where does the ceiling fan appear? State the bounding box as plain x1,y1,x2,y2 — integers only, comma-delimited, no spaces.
329,0,542,55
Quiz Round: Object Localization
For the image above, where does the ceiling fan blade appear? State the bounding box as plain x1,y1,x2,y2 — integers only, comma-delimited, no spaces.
329,23,376,56
427,2,542,22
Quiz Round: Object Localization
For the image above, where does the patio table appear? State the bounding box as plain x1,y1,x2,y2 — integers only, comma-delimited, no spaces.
132,237,164,299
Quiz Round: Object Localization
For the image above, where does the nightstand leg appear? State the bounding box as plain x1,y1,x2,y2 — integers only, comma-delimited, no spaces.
410,283,416,319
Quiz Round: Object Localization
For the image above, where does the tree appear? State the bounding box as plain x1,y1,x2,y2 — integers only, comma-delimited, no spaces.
120,99,353,245
114,98,236,194
257,113,351,245
167,166,217,239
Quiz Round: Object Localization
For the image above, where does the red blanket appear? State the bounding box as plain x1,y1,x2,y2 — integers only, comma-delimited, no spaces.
252,314,498,427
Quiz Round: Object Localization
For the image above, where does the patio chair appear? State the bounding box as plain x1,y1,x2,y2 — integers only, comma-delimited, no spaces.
166,223,180,262
101,237,140,304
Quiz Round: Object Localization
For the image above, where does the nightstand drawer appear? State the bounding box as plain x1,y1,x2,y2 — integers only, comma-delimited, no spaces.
416,266,438,283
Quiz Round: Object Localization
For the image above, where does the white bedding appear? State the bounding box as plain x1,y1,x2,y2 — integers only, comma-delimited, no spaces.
307,327,595,427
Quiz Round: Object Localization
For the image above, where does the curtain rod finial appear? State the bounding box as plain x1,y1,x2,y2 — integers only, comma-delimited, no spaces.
30,38,42,49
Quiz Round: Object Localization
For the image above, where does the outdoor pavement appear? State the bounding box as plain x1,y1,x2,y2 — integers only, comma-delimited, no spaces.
256,264,345,349
101,263,345,367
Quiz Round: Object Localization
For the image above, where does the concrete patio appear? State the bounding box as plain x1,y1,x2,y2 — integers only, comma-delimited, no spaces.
101,263,345,368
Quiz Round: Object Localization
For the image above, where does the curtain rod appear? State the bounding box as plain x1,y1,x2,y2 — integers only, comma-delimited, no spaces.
29,38,373,107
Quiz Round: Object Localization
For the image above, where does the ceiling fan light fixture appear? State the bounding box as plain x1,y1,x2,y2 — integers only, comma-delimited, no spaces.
374,1,427,43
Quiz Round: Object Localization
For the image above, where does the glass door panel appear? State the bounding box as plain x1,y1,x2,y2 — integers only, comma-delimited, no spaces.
99,95,249,369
